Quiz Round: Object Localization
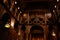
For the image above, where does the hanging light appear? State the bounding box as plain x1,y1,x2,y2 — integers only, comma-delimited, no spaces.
54,5,57,8
15,1,17,4
20,11,22,13
53,10,55,13
52,32,56,36
18,7,20,9
23,14,27,17
5,23,10,28
57,0,59,2
11,18,15,29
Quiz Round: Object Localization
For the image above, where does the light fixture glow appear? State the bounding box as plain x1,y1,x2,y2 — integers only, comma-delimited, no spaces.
53,10,55,12
18,7,20,9
23,14,27,17
11,18,15,29
15,1,17,4
46,13,52,18
18,31,20,36
54,5,57,8
11,21,14,27
4,0,7,3
57,0,59,2
52,32,56,36
20,11,22,13
5,24,10,28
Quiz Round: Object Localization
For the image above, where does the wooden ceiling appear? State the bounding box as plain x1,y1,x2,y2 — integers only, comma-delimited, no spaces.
19,0,60,11
21,0,56,2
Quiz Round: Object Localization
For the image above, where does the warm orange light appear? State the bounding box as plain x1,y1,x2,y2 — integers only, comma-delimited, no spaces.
46,13,52,18
18,31,20,36
11,18,15,29
3,0,7,3
23,14,27,17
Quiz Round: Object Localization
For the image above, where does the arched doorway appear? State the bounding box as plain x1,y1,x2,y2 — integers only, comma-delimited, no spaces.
29,25,44,40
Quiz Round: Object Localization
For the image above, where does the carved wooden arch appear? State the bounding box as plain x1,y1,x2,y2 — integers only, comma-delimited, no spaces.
28,25,44,40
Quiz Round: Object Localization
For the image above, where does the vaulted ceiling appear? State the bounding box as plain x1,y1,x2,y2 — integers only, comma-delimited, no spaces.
19,0,60,11
0,0,59,25
21,0,56,2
